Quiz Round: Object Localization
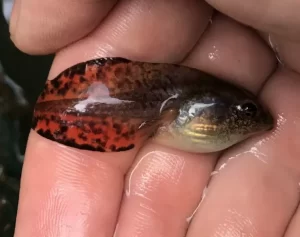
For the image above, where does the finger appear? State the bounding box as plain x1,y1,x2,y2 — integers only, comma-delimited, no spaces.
205,0,300,40
113,13,276,237
10,0,117,54
116,144,215,237
14,1,213,236
186,68,300,236
184,14,276,92
15,131,131,237
284,205,300,237
260,33,300,74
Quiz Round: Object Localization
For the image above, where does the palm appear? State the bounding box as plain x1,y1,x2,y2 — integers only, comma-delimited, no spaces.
10,1,300,236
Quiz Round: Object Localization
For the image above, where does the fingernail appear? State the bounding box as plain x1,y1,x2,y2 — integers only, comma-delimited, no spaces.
9,0,21,36
268,33,284,66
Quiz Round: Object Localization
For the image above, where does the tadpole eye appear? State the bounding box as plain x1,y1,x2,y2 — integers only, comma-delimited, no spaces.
240,102,258,117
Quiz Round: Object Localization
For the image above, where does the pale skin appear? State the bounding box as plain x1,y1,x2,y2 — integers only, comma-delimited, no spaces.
9,0,300,236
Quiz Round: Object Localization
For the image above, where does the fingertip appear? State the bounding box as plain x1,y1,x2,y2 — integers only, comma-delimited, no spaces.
10,33,57,55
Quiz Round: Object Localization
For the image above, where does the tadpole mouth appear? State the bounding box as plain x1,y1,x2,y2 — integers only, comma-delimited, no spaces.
262,110,275,131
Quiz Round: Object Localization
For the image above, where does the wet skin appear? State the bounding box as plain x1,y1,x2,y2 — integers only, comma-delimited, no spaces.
32,57,273,153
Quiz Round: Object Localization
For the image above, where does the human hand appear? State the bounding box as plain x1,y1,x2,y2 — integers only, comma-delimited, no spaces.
10,0,300,236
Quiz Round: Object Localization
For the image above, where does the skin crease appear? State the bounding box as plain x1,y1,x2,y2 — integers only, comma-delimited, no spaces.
8,0,300,237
